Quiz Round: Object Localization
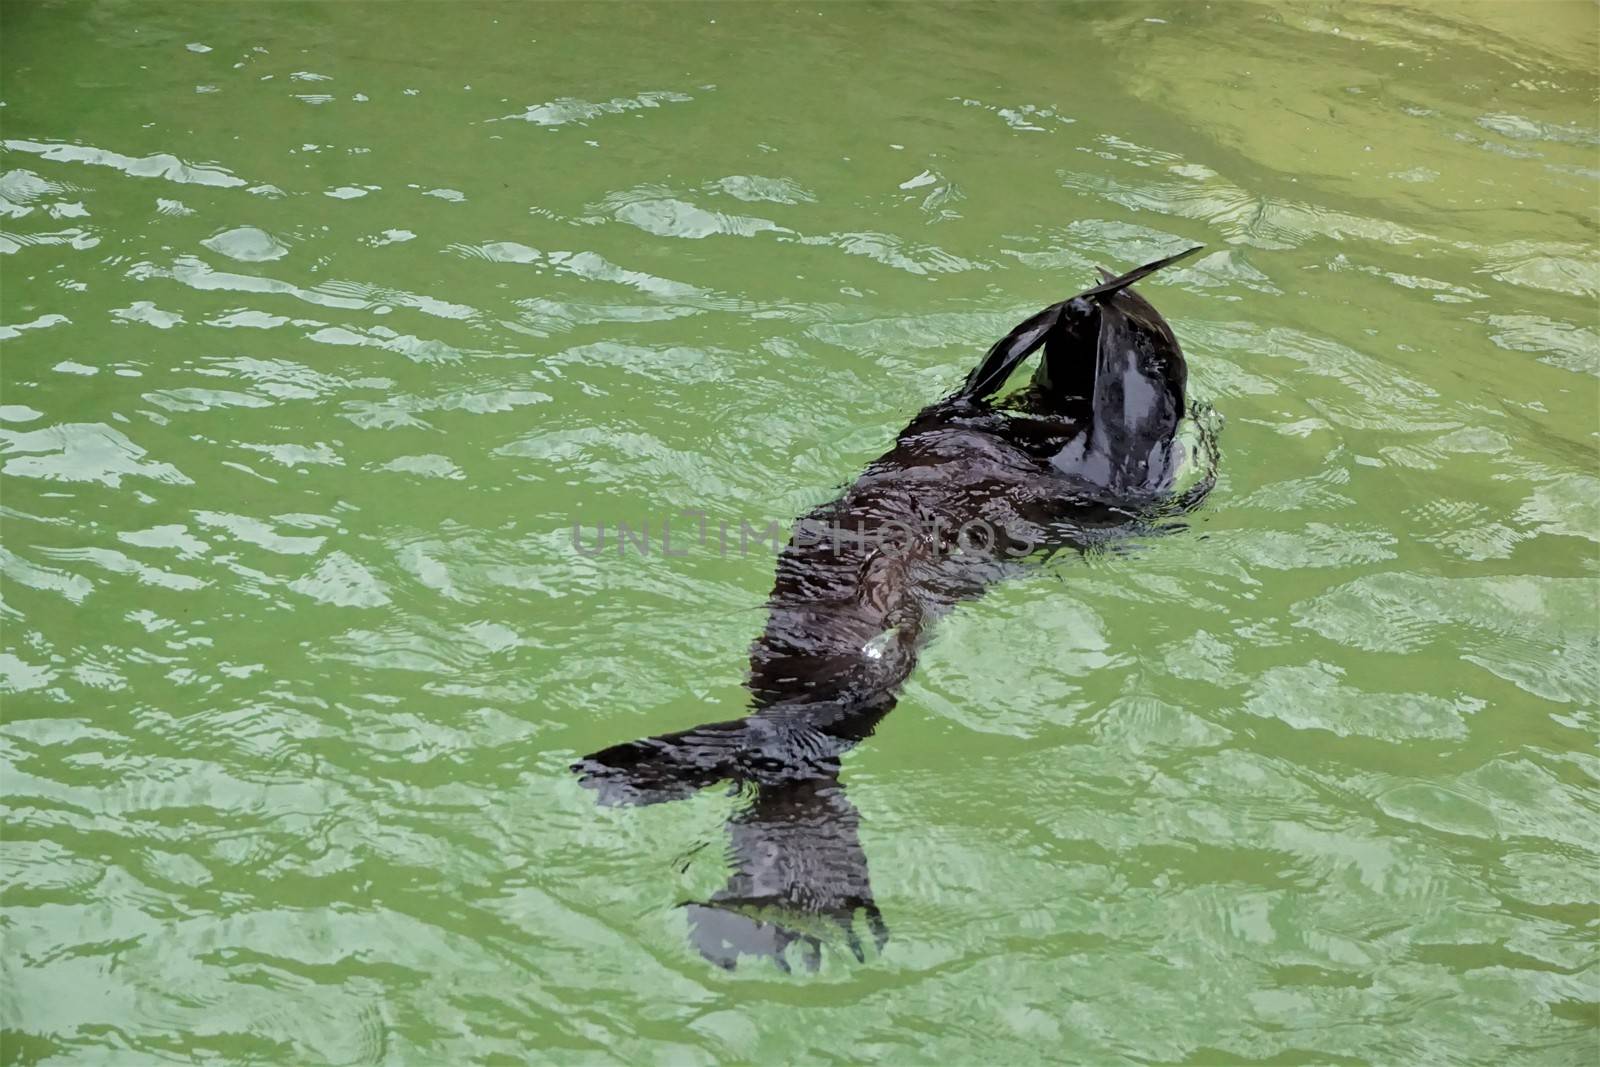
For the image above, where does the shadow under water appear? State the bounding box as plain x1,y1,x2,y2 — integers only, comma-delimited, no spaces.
574,248,1220,970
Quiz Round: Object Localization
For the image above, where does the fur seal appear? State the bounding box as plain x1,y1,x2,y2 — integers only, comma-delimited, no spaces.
574,247,1215,970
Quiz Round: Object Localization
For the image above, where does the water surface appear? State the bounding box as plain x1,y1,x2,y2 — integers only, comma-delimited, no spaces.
3,2,1597,1063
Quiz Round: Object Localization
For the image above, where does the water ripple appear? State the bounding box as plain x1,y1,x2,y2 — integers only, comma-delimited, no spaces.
2,2,1595,1062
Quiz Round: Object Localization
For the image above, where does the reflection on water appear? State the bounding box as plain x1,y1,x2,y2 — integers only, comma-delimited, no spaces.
2,1,1595,1062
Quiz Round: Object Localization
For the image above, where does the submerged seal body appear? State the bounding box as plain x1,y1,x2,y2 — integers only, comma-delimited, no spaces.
575,247,1216,969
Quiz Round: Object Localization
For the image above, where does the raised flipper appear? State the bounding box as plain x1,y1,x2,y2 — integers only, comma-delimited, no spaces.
957,303,1066,401
954,245,1202,402
1076,244,1203,300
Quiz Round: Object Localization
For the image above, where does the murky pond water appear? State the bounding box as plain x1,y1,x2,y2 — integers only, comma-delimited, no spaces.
3,2,1597,1063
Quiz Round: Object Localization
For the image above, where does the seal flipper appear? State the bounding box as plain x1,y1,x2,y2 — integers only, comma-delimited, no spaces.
1076,244,1203,301
573,718,751,805
955,246,1203,402
685,773,883,971
958,303,1064,401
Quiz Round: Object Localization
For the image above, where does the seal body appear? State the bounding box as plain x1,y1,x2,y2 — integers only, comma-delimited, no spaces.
575,248,1214,969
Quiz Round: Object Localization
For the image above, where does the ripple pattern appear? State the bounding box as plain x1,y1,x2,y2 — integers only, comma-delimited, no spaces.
2,2,1596,1063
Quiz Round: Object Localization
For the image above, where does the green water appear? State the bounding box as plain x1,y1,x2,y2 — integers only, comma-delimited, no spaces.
2,1,1597,1062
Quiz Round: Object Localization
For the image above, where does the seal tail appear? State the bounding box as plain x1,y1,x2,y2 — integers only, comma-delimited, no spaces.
956,245,1203,401
572,718,752,806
